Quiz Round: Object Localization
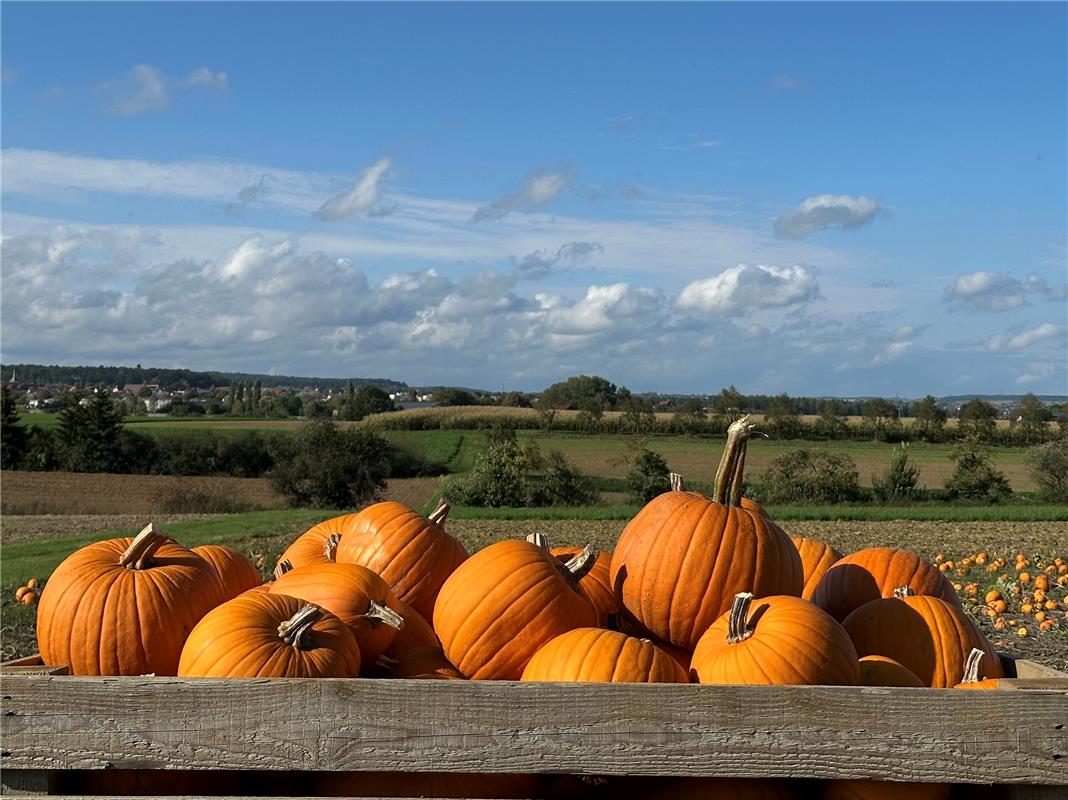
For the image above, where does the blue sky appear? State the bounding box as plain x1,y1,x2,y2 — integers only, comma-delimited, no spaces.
2,2,1065,395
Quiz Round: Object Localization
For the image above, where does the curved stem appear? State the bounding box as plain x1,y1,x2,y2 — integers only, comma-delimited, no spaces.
277,604,323,649
726,592,755,644
893,586,916,598
273,559,294,580
562,544,598,582
728,440,748,507
961,647,985,683
712,415,758,505
363,600,404,631
323,533,341,563
526,532,550,551
428,500,451,527
119,523,174,570
670,473,684,492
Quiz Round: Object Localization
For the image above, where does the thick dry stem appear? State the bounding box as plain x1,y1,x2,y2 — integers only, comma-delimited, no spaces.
364,600,404,630
323,533,341,562
728,440,748,507
277,604,323,649
727,592,756,644
712,415,759,505
273,559,294,580
961,647,986,683
119,523,173,570
669,473,684,492
525,532,550,551
893,586,916,598
562,544,598,582
428,500,451,527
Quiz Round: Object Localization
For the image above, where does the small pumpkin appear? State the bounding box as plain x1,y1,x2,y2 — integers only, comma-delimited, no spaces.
377,646,465,680
791,536,844,601
691,593,859,686
857,655,924,688
19,591,38,606
953,647,1002,690
193,544,263,605
521,628,688,683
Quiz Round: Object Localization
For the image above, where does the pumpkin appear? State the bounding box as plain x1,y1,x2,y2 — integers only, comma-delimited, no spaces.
691,593,859,686
333,500,468,621
551,545,617,626
857,656,924,688
649,777,803,799
317,771,542,798
19,591,38,606
608,613,693,674
276,517,350,571
268,563,404,664
382,597,439,656
792,536,844,601
377,645,465,680
433,534,598,680
610,418,803,650
178,593,359,678
841,588,1003,688
810,547,961,622
521,628,688,683
821,780,950,800
37,524,221,676
193,544,263,604
953,647,1002,690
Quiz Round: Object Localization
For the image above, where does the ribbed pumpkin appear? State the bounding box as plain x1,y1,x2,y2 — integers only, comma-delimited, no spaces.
334,500,468,620
276,517,351,570
953,647,1002,690
522,628,688,683
178,593,360,678
382,597,439,657
691,593,859,686
433,534,598,680
858,655,924,688
610,418,803,650
37,524,221,676
649,777,803,799
268,563,404,664
551,545,617,626
841,588,1003,688
810,547,961,622
822,780,950,800
377,645,465,680
317,772,542,798
791,536,843,601
193,544,263,605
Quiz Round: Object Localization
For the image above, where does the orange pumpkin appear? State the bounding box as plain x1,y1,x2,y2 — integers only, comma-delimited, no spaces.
268,563,404,664
857,655,924,688
953,647,1002,690
37,524,221,676
842,589,1003,688
521,628,688,683
377,645,465,680
649,777,803,799
382,597,439,657
276,517,350,570
811,547,961,622
335,500,468,620
822,780,950,800
433,534,598,680
792,536,844,601
691,593,859,686
611,418,803,650
193,544,263,605
551,545,617,626
317,772,542,798
178,593,359,678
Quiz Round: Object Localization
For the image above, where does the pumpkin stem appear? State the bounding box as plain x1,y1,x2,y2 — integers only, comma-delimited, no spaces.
428,500,451,526
277,604,323,649
525,532,550,551
363,600,404,631
726,592,756,644
323,533,341,563
893,586,916,598
728,440,748,507
562,544,598,582
670,473,684,492
713,415,759,505
961,647,986,683
118,523,174,570
273,559,294,580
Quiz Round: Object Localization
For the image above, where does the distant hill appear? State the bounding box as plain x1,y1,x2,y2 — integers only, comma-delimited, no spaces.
1,363,409,393
939,394,1068,407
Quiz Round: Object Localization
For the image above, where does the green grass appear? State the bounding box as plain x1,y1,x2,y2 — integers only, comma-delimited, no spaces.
380,430,475,472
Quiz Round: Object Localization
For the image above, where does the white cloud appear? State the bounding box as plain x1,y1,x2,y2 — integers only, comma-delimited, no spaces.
548,283,663,336
471,168,570,222
1016,363,1056,385
986,323,1065,352
870,340,912,365
104,64,227,116
944,270,1066,312
676,264,821,314
774,195,882,238
314,157,393,221
512,241,603,279
226,175,273,216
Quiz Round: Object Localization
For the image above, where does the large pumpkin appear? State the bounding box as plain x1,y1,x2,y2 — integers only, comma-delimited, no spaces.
610,418,803,650
521,628,688,683
276,514,356,571
551,545,617,626
857,656,924,688
334,500,468,621
178,593,359,678
433,534,598,680
37,524,221,676
691,593,859,686
193,544,263,605
841,588,1003,688
791,536,843,601
268,563,405,664
822,780,950,800
810,547,961,622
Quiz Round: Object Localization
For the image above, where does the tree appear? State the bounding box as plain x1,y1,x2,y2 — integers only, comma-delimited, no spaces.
619,393,655,435
815,399,849,440
861,398,901,442
351,386,395,420
433,387,478,406
958,399,998,441
252,379,263,415
944,436,1011,503
539,375,618,410
56,393,127,472
625,446,671,503
1027,440,1068,503
533,392,558,432
872,444,920,502
711,385,746,421
764,393,802,439
1,384,27,469
576,396,605,433
1011,393,1050,445
672,397,707,435
758,449,860,505
910,395,947,441
499,391,527,408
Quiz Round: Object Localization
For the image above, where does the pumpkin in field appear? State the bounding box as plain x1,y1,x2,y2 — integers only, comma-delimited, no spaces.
276,519,348,571
37,523,221,676
521,628,688,683
268,563,405,664
317,771,542,798
334,500,468,621
857,656,924,688
841,588,1002,688
822,780,950,800
953,647,1002,690
649,777,803,799
810,547,961,622
691,593,859,686
193,544,263,604
550,545,617,626
610,418,803,650
377,645,465,680
433,533,598,680
792,536,843,601
178,593,359,678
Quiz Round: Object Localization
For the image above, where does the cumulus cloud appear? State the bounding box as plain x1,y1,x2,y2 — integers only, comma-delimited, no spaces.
870,340,913,365
104,64,228,116
986,323,1065,352
471,168,569,222
676,264,821,314
944,270,1066,312
314,157,393,221
548,283,663,337
774,195,882,238
512,241,603,280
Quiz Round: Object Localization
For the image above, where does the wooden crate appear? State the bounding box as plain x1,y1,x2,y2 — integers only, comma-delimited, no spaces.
1,653,1065,799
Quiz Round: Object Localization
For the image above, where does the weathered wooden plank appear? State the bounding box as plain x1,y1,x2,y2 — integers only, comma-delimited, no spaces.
1015,661,1068,681
0,768,51,795
0,665,69,676
997,678,1068,691
2,677,1066,784
0,655,44,668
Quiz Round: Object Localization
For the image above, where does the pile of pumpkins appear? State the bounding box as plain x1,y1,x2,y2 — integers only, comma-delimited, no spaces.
13,578,40,606
34,418,1006,799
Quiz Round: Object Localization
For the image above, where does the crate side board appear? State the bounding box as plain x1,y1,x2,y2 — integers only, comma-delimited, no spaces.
2,677,1066,785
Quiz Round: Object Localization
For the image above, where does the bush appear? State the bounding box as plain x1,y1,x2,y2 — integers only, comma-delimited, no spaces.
944,436,1011,503
626,446,670,504
1027,440,1068,503
756,449,861,504
872,445,920,502
268,420,391,508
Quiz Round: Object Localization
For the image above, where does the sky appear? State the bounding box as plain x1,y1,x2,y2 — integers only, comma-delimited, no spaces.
1,2,1066,396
